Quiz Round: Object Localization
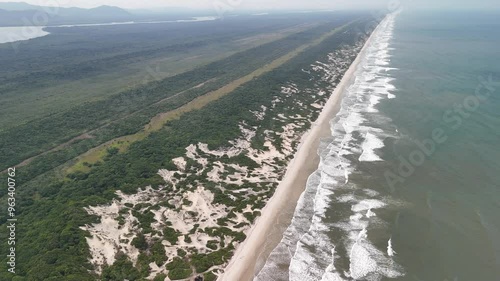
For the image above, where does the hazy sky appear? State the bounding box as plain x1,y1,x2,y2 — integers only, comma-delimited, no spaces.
0,0,499,10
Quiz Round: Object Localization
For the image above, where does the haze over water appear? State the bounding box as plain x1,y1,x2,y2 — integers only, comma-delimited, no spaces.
381,10,500,280
0,26,48,44
258,10,500,281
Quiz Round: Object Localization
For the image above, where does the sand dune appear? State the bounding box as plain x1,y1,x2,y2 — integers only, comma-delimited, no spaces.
220,23,381,281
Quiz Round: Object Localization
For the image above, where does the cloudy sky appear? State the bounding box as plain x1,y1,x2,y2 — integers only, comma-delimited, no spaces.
0,0,498,10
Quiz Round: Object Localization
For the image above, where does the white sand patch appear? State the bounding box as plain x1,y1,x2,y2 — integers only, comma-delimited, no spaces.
223,25,380,281
147,262,167,280
207,161,224,183
172,157,187,171
275,123,301,155
197,123,256,158
154,186,230,251
271,97,282,108
250,105,267,121
228,164,248,173
248,165,278,183
82,29,367,279
281,83,299,96
185,144,198,159
311,103,323,109
82,186,166,273
150,206,168,232
83,183,235,275
158,169,179,187
185,144,210,174
286,114,305,120
277,113,287,120
247,140,284,166
198,143,226,157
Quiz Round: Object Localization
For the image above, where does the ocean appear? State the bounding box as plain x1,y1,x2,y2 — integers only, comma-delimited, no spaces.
256,10,500,281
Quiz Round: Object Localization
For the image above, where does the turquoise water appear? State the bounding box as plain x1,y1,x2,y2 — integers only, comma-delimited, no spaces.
257,10,500,281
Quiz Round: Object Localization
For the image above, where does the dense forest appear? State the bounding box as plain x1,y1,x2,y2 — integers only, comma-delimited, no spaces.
0,14,356,174
0,12,375,281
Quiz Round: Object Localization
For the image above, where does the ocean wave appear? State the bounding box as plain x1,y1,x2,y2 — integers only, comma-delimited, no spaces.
256,13,403,280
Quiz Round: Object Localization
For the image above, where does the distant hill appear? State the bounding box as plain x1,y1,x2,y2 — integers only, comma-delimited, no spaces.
0,2,132,26
0,2,38,10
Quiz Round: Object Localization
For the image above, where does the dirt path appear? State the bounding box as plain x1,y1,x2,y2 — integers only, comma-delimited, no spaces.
4,79,215,173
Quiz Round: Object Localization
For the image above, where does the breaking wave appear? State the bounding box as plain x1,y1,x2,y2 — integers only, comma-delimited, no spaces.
255,13,404,281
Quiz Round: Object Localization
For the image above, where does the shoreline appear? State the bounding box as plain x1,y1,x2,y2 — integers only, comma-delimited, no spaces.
220,20,382,281
0,26,49,44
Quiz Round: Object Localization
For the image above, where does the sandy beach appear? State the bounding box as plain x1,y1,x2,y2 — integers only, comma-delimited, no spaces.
220,21,381,281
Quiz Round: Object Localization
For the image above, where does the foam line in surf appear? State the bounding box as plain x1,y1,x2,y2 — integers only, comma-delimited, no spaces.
256,13,403,281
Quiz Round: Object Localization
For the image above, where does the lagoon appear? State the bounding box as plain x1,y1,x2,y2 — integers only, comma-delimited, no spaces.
0,26,49,44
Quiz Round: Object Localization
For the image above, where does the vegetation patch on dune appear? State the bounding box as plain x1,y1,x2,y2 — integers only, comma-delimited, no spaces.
0,15,375,281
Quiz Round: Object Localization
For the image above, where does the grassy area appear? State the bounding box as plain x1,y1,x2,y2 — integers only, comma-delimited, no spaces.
2,17,341,173
65,21,355,175
0,19,318,129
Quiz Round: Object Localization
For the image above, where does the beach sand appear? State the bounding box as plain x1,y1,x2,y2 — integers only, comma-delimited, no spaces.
220,22,380,281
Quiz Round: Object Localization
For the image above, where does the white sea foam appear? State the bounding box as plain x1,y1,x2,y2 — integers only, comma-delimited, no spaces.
352,199,386,213
387,238,396,257
348,242,378,279
256,13,403,281
359,132,385,162
320,247,345,281
366,209,376,218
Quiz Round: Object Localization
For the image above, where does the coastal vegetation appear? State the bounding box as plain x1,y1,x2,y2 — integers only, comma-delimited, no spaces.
0,12,375,280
